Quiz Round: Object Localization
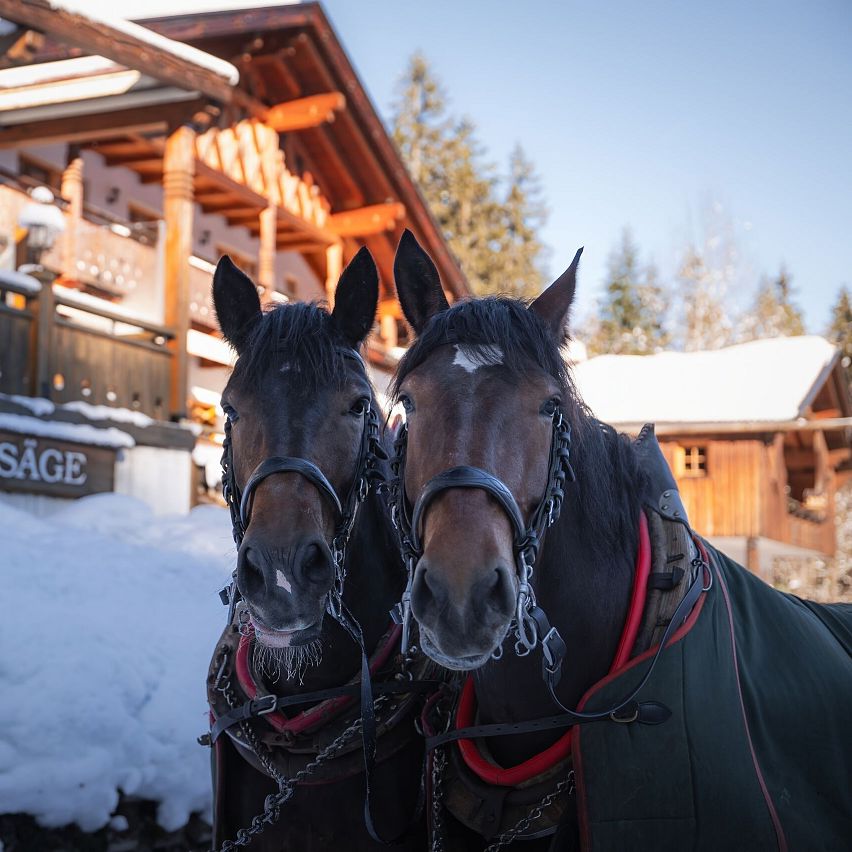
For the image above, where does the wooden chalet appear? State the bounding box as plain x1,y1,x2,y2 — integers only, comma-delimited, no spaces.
0,1,467,511
574,336,852,584
0,0,468,419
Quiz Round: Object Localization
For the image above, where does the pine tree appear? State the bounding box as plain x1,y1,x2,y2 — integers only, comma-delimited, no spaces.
390,55,548,298
828,285,852,389
676,243,734,351
588,229,669,355
494,144,548,298
739,265,805,340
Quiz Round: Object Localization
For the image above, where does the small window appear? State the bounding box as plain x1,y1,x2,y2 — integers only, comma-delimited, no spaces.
674,445,707,478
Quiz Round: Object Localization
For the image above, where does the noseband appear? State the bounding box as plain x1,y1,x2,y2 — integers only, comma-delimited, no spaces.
220,348,386,619
390,405,575,677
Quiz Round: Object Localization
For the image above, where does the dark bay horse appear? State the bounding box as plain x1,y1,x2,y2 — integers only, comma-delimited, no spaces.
389,230,852,851
207,250,427,851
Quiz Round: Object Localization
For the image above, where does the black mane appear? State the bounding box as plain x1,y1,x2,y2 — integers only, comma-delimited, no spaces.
232,302,354,391
392,297,645,557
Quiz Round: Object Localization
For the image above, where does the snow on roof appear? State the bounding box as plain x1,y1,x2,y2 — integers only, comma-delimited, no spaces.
39,1,240,85
0,412,135,448
573,336,839,425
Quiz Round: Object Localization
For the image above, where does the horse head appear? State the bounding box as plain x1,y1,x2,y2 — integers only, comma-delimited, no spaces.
213,249,380,667
392,230,584,670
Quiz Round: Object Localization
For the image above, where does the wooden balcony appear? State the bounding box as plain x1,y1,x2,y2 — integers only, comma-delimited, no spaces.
0,268,174,420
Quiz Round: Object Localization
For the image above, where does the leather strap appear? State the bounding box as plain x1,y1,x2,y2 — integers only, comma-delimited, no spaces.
240,456,342,528
408,465,527,552
211,678,444,743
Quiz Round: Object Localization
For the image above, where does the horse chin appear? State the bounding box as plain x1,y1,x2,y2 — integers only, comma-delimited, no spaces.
420,629,494,672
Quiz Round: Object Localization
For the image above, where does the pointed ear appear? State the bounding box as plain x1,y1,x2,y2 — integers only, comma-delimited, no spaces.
393,229,449,334
331,246,379,348
529,247,583,339
213,255,262,352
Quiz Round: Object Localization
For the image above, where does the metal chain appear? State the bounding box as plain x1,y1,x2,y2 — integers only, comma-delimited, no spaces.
483,771,575,852
212,641,419,851
429,745,447,852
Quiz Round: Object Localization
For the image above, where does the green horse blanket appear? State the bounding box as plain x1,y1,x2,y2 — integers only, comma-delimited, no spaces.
573,543,852,851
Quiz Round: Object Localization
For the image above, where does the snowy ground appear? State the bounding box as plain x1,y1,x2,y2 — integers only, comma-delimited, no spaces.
0,495,235,832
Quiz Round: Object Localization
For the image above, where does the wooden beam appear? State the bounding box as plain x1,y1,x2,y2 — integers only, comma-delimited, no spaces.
0,0,234,103
0,98,207,148
163,125,195,421
328,202,405,238
0,25,43,69
264,92,345,133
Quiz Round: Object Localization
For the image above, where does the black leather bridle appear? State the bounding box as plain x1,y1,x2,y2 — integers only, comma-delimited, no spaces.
219,348,386,622
389,404,576,684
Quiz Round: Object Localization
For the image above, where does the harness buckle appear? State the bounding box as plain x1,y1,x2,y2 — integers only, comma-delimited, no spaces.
541,626,566,676
254,695,277,716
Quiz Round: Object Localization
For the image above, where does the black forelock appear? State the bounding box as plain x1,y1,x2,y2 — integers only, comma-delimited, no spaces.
231,301,353,391
391,297,571,397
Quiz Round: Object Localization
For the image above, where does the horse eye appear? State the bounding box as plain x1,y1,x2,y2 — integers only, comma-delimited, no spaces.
398,394,414,414
222,402,239,421
349,397,370,416
540,398,560,417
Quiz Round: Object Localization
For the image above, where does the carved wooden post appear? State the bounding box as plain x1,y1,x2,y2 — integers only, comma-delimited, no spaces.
163,125,196,421
325,241,343,309
60,147,83,282
259,205,277,297
380,311,398,349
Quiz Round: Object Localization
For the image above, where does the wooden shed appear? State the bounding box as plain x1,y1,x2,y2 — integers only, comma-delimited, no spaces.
573,336,852,577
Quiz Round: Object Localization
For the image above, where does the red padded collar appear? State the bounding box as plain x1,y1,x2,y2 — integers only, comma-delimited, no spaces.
456,511,651,786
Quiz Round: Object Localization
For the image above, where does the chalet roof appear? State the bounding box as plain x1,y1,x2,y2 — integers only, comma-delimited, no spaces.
0,1,239,100
573,336,845,427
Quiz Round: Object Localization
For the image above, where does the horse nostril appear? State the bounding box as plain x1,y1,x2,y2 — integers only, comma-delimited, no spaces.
297,542,333,587
238,546,264,597
479,567,515,615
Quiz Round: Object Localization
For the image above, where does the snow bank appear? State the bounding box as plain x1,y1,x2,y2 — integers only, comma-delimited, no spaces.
0,495,234,831
0,413,135,448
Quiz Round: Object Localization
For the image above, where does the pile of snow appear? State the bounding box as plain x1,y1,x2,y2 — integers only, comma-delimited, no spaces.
573,335,838,425
0,393,55,417
0,413,135,448
61,401,154,428
0,494,234,831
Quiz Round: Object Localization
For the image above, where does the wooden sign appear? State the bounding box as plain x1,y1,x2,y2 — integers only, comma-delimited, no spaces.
0,430,116,498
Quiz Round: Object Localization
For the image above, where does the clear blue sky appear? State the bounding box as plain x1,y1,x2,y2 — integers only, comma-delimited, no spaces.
321,0,851,331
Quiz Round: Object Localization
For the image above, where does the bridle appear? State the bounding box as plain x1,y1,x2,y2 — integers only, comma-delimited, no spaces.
389,402,575,684
220,347,386,622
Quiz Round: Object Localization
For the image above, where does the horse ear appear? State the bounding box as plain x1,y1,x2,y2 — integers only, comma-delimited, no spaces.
529,247,583,339
331,246,379,347
393,229,449,334
213,255,262,352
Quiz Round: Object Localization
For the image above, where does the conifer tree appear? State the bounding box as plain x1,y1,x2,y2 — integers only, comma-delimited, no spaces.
676,243,736,351
588,229,669,355
496,144,548,298
391,54,548,298
739,265,805,340
827,286,852,389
